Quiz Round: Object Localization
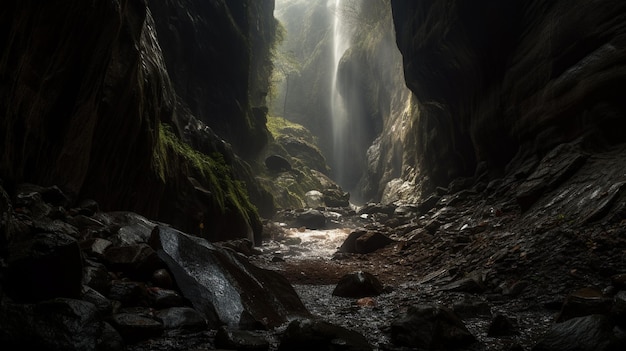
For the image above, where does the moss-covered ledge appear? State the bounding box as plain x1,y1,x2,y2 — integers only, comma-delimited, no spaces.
153,123,261,244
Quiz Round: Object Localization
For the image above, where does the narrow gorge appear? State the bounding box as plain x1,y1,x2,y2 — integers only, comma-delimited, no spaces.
1,0,626,350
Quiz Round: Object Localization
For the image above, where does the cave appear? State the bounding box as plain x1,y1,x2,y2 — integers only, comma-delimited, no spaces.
1,0,626,350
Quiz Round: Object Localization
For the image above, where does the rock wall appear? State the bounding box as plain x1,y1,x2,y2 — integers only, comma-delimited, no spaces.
0,0,278,243
391,0,626,189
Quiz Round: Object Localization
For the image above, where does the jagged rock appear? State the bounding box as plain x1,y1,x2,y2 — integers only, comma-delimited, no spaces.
265,155,292,172
294,209,327,229
390,305,476,350
532,314,626,351
95,212,159,247
149,225,309,329
215,326,270,351
516,142,588,212
278,318,372,351
332,271,384,298
80,238,113,259
5,232,83,302
155,307,207,331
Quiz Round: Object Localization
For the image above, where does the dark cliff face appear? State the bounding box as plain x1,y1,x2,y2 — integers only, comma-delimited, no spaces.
391,0,626,187
0,0,277,242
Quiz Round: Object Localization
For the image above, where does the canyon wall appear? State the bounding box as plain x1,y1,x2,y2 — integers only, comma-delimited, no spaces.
0,0,278,243
391,0,626,190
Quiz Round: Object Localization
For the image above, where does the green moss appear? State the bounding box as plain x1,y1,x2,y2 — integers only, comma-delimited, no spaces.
153,123,258,223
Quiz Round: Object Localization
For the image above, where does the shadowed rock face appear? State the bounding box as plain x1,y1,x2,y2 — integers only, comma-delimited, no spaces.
0,0,277,242
391,0,626,187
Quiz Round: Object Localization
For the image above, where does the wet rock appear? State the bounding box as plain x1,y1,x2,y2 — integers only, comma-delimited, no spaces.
305,190,325,208
516,142,588,212
556,288,613,322
390,305,476,350
156,307,207,331
265,155,292,172
103,243,164,280
148,287,185,308
80,238,113,259
332,271,384,298
109,312,164,344
295,209,327,229
5,232,83,302
95,212,158,246
487,313,519,337
532,314,626,351
149,226,309,329
215,326,270,351
151,268,174,289
278,318,372,351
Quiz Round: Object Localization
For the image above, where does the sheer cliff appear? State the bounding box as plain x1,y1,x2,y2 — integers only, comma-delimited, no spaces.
0,0,278,243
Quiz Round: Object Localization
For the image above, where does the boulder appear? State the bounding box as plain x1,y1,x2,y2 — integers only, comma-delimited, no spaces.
305,190,325,208
149,226,309,329
294,209,327,229
339,230,394,254
332,271,384,298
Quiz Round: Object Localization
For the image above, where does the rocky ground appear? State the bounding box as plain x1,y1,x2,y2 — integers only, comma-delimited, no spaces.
1,139,626,350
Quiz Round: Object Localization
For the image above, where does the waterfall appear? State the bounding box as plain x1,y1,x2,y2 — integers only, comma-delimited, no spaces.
328,0,352,191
